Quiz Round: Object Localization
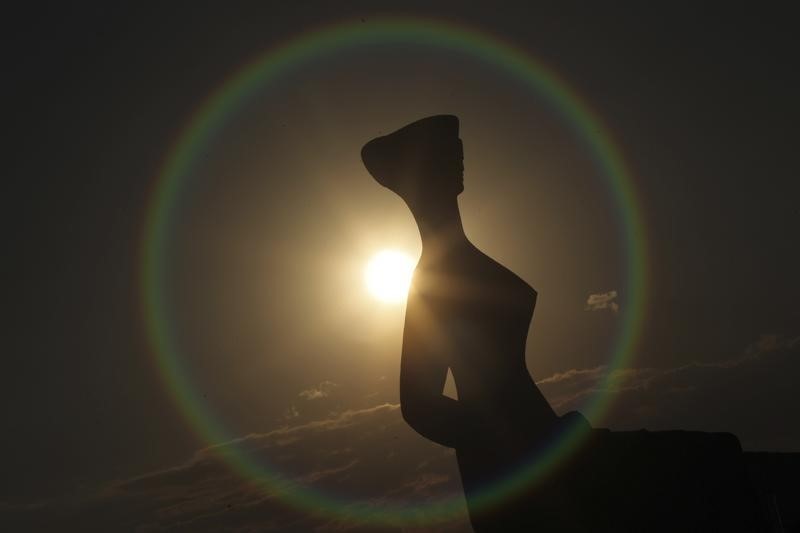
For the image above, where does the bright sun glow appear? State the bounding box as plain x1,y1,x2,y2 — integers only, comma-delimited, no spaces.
364,250,415,303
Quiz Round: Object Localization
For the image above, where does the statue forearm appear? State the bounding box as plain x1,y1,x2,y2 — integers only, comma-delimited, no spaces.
400,392,476,448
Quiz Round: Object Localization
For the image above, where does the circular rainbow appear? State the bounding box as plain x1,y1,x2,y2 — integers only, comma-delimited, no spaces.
140,16,649,527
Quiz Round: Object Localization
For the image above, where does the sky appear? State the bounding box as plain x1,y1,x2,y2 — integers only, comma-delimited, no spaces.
4,2,799,531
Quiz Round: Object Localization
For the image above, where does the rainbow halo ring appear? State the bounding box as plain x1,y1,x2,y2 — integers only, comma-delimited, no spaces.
141,16,649,527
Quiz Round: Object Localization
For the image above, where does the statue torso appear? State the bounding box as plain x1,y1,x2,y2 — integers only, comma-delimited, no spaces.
413,243,557,436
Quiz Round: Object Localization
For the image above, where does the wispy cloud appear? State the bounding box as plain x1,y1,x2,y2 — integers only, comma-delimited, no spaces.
535,365,607,385
537,334,800,450
585,290,619,312
283,404,300,420
298,380,339,401
4,403,469,532
5,336,798,532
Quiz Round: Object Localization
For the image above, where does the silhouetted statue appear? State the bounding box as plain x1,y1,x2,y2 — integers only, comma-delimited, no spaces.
362,116,768,532
361,115,586,530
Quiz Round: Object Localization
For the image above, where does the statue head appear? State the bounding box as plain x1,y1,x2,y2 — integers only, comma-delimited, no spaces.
361,115,464,209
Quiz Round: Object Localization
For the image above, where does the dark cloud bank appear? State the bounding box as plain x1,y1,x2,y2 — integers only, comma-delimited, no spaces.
4,335,797,531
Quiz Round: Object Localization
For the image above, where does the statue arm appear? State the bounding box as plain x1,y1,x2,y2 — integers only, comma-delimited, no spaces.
399,294,472,448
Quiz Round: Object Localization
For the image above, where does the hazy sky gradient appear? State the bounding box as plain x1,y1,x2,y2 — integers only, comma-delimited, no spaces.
5,2,798,530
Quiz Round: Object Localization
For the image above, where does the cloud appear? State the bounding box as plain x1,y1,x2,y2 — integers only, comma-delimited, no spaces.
3,404,470,532
535,365,607,385
283,404,300,420
585,290,619,312
539,334,795,408
298,380,339,401
5,335,798,531
536,334,800,450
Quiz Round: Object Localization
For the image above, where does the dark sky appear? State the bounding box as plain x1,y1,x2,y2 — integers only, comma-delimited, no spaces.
5,3,799,531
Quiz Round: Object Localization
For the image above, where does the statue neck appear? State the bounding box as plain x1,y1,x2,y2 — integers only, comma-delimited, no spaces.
410,197,470,259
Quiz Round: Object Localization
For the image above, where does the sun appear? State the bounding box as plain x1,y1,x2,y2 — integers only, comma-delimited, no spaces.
364,250,415,303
